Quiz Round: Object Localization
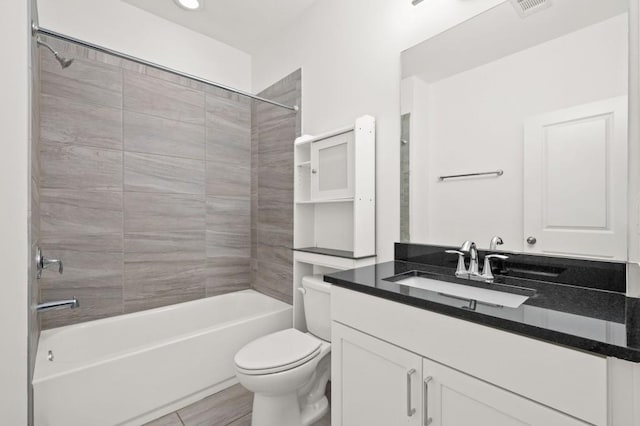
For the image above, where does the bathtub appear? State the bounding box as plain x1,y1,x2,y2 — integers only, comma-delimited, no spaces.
33,290,292,426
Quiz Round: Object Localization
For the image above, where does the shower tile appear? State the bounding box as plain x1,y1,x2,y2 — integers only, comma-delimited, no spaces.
124,111,205,159
40,94,123,150
178,383,253,426
40,233,123,255
40,142,123,191
256,165,288,198
123,230,206,312
124,192,205,232
123,259,206,313
40,285,124,329
41,55,122,109
124,230,205,263
124,152,205,194
38,238,124,329
206,196,250,234
206,256,251,296
205,94,251,162
257,192,293,233
124,71,205,125
206,230,250,258
253,260,293,304
227,414,252,426
206,160,251,196
256,229,292,266
40,189,123,236
144,413,184,426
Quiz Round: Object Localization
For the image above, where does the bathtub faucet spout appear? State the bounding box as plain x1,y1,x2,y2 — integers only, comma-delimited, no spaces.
36,298,79,312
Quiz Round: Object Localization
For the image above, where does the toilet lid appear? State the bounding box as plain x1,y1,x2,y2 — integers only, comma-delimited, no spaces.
234,329,322,374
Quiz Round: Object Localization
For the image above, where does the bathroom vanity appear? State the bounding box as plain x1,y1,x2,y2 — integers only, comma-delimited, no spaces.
325,244,640,426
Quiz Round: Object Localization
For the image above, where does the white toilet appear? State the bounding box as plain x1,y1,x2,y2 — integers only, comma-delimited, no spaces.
234,275,332,426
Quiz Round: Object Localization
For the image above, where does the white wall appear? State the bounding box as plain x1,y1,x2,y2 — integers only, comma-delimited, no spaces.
37,0,252,91
252,0,504,261
0,0,30,424
411,14,627,251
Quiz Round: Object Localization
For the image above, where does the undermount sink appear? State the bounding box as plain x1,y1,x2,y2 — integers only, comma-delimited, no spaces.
391,274,535,308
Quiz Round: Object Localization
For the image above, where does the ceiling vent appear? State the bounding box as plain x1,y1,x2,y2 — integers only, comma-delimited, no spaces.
509,0,552,18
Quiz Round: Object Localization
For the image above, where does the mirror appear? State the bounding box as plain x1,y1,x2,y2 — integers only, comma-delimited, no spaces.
400,0,631,261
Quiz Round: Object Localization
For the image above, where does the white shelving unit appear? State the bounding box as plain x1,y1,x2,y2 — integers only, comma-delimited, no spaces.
293,115,377,330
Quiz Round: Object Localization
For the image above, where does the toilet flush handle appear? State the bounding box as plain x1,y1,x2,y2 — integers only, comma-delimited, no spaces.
297,287,306,295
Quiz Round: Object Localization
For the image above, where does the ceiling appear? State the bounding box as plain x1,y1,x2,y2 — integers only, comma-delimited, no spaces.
121,0,318,53
402,0,629,83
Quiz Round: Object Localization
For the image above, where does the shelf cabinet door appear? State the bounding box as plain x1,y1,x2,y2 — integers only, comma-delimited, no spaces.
422,357,589,426
332,322,422,426
310,132,354,200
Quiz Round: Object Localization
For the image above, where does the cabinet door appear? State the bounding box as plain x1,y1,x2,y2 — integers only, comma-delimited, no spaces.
332,322,422,426
310,132,354,200
422,358,589,426
523,96,628,260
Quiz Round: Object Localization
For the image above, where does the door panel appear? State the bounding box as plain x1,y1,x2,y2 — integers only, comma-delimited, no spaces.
423,358,589,426
523,96,628,260
332,322,422,426
311,132,354,200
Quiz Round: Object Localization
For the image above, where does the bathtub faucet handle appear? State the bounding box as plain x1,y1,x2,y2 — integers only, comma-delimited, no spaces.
36,247,63,278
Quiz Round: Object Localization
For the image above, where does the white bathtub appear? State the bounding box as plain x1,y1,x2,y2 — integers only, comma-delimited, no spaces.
33,290,292,426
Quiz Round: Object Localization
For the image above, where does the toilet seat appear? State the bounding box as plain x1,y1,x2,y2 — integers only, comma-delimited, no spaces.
235,329,323,375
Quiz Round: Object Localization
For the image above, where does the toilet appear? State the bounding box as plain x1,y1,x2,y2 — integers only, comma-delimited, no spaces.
234,275,332,426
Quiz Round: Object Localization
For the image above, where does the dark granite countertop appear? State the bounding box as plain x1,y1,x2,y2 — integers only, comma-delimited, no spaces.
324,260,640,362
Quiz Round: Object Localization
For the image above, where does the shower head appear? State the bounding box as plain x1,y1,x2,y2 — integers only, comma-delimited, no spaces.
36,38,74,69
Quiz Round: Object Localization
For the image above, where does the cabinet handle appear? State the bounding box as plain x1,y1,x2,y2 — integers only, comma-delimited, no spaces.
424,376,433,426
406,368,416,417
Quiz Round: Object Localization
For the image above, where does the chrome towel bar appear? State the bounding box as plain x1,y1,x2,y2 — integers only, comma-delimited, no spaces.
439,169,504,181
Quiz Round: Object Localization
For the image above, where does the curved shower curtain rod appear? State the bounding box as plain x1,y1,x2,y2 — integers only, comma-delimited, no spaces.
31,22,299,112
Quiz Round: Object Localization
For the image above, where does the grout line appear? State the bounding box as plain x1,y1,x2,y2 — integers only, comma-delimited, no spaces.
175,410,186,425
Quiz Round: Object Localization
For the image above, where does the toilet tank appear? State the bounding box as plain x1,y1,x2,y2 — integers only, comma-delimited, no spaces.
301,275,332,342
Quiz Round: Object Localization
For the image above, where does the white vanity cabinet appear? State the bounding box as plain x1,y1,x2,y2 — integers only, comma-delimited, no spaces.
331,286,611,426
332,322,588,426
332,322,422,425
421,358,588,426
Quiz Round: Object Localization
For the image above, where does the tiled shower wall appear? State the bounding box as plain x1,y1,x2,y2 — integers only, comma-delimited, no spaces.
38,38,254,329
28,0,41,422
251,70,302,304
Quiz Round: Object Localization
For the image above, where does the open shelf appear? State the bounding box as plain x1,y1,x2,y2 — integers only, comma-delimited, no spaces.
292,115,377,332
295,198,354,205
293,247,377,260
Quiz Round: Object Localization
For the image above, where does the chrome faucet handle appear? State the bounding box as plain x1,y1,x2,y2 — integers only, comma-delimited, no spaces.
445,250,468,278
43,257,64,274
35,247,63,278
481,254,509,282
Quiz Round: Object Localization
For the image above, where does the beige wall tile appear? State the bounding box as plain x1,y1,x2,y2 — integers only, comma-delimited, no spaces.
40,142,123,191
124,71,205,125
124,152,205,194
124,110,205,159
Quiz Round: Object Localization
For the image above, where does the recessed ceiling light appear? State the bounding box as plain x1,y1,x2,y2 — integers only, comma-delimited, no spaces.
174,0,201,10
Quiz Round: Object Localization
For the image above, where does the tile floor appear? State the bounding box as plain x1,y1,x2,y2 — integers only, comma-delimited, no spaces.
145,383,331,426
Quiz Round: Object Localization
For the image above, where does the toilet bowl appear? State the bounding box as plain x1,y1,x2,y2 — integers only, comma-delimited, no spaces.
234,275,331,426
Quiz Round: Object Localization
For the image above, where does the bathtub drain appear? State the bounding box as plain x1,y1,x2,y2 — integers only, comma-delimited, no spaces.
48,350,54,362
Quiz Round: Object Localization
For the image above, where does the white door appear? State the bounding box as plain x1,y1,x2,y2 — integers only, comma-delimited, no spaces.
331,322,422,426
523,96,628,260
310,132,354,200
423,358,589,426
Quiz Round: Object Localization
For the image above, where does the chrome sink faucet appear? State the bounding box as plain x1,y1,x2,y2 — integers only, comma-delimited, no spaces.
446,239,508,283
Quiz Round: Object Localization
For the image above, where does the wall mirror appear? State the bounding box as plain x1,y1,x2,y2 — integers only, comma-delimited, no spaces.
400,0,633,261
